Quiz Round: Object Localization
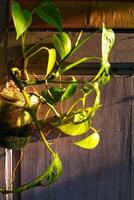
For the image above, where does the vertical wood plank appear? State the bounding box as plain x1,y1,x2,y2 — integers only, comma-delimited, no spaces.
0,148,5,200
5,150,13,200
12,151,21,200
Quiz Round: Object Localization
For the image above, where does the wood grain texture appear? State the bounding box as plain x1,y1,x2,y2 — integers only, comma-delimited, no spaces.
9,1,134,29
0,148,6,200
7,32,134,75
19,76,131,200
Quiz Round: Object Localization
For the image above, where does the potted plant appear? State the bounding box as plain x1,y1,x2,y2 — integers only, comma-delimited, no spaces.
0,0,115,194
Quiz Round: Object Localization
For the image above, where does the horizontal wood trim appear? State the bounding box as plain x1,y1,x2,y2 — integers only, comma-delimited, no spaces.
7,32,134,65
9,1,134,29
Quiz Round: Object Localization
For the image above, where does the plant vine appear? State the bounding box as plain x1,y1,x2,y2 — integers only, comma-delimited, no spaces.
0,0,115,194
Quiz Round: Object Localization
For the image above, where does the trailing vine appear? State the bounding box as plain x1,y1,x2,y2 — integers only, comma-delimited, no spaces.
0,0,115,194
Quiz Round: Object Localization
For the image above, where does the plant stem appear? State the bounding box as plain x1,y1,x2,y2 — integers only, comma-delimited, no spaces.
21,90,55,156
33,93,61,118
21,32,27,57
56,29,101,70
21,31,30,80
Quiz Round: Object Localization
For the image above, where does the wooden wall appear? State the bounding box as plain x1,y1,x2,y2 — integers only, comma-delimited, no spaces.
5,30,134,200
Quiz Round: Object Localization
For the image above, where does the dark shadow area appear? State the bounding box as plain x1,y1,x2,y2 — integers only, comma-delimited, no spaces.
21,158,131,200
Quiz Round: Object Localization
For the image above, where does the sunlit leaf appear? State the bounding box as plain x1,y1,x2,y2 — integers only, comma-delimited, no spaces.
62,77,77,101
46,48,56,77
57,119,91,136
41,87,65,104
74,108,92,123
53,32,71,59
12,1,32,40
102,23,115,66
93,24,115,82
74,110,87,123
34,0,62,31
25,47,56,78
74,132,100,149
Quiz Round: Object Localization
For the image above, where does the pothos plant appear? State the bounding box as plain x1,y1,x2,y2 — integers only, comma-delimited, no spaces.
0,0,115,194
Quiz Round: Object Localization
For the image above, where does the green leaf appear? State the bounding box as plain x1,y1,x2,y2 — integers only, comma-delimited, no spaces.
41,87,65,105
74,132,100,149
93,24,115,82
46,154,62,185
57,119,91,136
74,107,92,123
12,1,32,40
62,77,77,101
53,32,71,59
46,48,56,77
34,0,62,31
14,154,62,193
25,47,56,77
102,24,115,66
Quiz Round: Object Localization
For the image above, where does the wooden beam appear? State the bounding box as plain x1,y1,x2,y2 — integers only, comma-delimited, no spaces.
9,1,134,29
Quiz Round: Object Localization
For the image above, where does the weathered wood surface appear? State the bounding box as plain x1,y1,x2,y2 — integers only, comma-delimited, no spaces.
20,76,131,200
0,148,5,200
7,32,134,75
9,1,134,29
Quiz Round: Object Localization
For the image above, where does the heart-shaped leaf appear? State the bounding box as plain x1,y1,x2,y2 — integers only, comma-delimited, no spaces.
25,47,56,78
34,0,62,31
41,87,65,105
53,32,71,59
74,132,100,149
46,48,56,77
62,77,77,101
57,119,91,136
12,1,32,40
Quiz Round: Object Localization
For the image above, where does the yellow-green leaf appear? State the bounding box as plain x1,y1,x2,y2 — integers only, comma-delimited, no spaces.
53,32,71,59
61,77,77,101
34,0,62,31
46,48,56,77
57,120,91,136
12,1,32,40
74,132,100,149
102,24,115,66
